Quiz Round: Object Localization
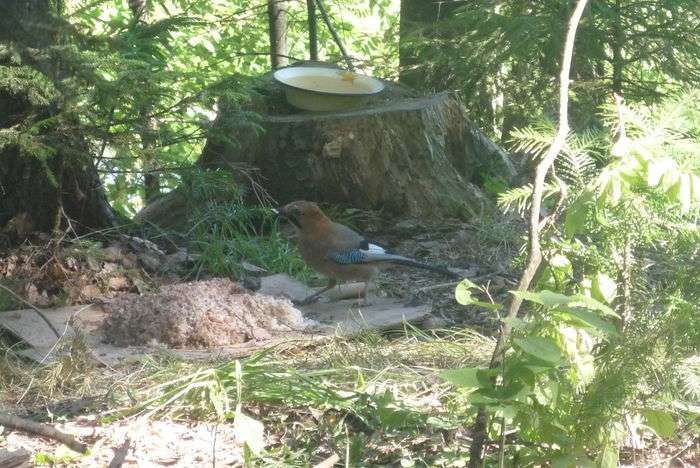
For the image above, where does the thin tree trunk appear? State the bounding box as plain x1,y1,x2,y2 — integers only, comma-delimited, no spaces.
141,117,160,203
314,0,353,69
611,0,624,95
307,0,318,61
467,0,590,465
267,0,288,69
129,2,160,203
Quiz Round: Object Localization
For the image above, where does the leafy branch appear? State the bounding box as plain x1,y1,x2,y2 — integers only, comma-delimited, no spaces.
467,0,590,465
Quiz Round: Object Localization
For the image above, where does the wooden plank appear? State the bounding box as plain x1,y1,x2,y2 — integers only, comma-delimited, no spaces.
0,448,30,468
0,304,103,348
258,273,314,302
301,297,431,335
2,281,430,366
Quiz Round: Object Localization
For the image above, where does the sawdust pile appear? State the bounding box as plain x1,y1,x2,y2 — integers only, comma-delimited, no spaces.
101,278,308,348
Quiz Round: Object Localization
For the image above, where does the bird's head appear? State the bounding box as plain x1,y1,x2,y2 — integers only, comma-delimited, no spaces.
278,200,327,230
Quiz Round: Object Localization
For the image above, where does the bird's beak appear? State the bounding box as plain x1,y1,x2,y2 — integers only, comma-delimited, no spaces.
275,206,301,229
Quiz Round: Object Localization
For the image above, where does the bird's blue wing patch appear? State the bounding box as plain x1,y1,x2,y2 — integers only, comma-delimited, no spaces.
329,249,368,265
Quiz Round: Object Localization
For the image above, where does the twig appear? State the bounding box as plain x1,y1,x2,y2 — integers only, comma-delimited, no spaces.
107,438,131,468
211,423,218,468
467,0,590,466
416,271,504,293
313,0,354,70
498,416,506,468
0,283,60,338
0,414,88,454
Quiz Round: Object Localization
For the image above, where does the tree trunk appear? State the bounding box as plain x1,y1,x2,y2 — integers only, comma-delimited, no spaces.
267,0,288,69
0,0,116,236
195,75,515,220
306,0,318,61
129,2,161,203
611,0,624,95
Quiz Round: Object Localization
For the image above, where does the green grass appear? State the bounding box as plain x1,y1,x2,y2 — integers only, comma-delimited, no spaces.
169,169,316,282
105,326,494,465
192,229,313,281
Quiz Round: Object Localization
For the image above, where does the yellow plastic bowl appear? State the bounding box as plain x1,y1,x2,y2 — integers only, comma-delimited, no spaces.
273,66,385,112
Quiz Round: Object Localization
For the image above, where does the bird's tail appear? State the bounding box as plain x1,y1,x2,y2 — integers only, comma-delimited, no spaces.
369,253,459,277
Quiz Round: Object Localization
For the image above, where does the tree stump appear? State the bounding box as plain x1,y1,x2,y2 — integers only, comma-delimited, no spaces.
199,73,514,219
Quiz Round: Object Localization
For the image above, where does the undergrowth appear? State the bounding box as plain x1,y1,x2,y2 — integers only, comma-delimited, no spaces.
0,326,493,465
151,169,314,282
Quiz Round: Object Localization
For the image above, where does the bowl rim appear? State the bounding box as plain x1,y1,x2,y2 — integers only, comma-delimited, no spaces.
272,66,385,97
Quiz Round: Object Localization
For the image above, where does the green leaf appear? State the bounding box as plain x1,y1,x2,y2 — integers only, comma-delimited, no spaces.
511,290,571,307
596,445,619,468
455,279,477,305
691,174,700,202
534,379,559,406
552,455,577,468
642,409,676,439
466,390,498,405
647,158,674,186
439,367,483,389
558,307,618,335
564,191,592,238
455,280,501,310
501,316,529,330
678,173,691,213
513,337,564,364
570,295,618,317
504,363,536,386
591,272,617,304
233,409,265,455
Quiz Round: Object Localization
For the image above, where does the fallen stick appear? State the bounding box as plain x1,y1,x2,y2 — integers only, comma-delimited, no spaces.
0,414,88,454
107,438,131,468
0,283,60,338
313,453,340,468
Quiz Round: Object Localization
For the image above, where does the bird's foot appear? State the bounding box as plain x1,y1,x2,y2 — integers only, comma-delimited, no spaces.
351,297,373,307
293,295,321,307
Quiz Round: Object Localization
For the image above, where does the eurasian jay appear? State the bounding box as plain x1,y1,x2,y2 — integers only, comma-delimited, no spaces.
276,200,457,305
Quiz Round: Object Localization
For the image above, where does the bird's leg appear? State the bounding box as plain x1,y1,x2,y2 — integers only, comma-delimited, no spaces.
294,278,338,306
353,280,373,307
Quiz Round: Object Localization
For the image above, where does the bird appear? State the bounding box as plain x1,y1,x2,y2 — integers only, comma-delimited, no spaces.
275,200,458,306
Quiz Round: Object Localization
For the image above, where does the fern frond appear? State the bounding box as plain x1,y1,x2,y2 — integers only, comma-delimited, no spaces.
498,182,560,215
557,146,598,186
678,355,700,400
508,121,556,159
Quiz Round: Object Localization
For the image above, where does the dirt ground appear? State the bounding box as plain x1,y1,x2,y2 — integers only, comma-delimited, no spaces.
362,214,522,333
1,417,246,466
5,213,695,467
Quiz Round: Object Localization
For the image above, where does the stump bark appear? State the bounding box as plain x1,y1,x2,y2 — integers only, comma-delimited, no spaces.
199,80,514,218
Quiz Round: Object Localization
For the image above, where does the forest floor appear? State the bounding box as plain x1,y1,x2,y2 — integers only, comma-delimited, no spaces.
0,212,697,466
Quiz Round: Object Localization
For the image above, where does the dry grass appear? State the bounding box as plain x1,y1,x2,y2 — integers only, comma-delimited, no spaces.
0,324,494,466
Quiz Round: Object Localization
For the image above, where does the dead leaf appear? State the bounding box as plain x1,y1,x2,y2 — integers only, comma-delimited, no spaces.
233,408,265,455
107,276,130,290
80,284,102,300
